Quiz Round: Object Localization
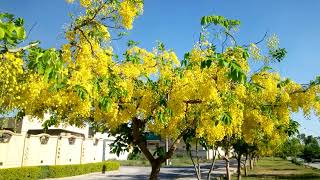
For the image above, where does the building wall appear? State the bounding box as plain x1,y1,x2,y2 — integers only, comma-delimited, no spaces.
22,134,58,166
0,131,24,168
55,136,83,165
0,130,128,169
81,138,104,164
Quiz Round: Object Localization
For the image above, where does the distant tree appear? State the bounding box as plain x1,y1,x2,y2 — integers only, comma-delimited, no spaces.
278,137,303,158
301,135,320,162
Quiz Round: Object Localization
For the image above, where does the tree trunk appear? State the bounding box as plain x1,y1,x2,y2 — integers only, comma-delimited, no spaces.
195,139,201,179
188,148,201,180
244,155,248,176
253,157,257,166
207,149,217,180
149,162,161,180
225,155,231,180
249,155,253,170
237,156,241,180
131,117,187,179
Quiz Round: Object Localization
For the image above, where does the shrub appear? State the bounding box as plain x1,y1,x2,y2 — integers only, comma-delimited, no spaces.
0,161,119,180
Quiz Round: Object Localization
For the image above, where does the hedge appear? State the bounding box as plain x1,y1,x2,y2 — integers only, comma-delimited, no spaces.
0,161,120,180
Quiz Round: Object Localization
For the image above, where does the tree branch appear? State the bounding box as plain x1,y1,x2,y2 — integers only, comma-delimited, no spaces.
7,42,39,53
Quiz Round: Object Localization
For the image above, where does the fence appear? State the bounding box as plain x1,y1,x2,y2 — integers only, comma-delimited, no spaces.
0,130,127,169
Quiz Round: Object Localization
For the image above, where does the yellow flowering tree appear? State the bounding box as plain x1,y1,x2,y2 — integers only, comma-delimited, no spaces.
1,1,320,180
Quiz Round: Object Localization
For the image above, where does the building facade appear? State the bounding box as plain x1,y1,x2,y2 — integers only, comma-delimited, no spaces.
0,115,128,169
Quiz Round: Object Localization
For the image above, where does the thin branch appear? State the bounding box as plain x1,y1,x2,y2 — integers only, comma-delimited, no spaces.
225,31,237,46
75,27,96,57
184,99,203,104
26,22,37,40
7,42,39,53
243,31,268,47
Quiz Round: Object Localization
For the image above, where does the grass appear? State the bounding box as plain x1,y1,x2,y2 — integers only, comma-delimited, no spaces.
239,157,320,179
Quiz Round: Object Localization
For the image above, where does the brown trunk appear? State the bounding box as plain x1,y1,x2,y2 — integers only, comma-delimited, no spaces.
244,163,247,176
237,156,241,180
132,117,187,179
149,162,161,180
195,139,201,179
226,157,231,180
244,155,248,176
249,155,253,170
253,157,257,166
188,148,201,180
207,149,217,180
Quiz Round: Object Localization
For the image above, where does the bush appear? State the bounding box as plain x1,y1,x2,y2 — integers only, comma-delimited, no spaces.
0,161,119,180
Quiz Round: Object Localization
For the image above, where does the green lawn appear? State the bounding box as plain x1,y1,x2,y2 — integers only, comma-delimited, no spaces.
240,157,320,179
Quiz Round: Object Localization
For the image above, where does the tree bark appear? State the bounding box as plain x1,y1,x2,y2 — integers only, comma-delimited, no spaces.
237,156,241,180
195,139,201,179
149,161,161,180
225,156,231,180
249,155,253,170
132,117,188,180
244,155,248,176
207,149,217,180
188,148,201,180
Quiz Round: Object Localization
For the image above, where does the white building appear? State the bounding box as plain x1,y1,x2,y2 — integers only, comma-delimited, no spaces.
0,115,128,169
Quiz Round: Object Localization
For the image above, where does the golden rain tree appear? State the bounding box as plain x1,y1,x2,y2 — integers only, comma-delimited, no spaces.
0,1,320,180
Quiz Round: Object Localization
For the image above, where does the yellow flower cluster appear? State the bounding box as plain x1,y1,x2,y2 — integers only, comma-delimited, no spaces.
119,0,143,29
0,53,24,111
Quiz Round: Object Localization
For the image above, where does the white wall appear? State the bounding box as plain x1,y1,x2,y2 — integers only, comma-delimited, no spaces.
22,134,58,166
0,131,24,168
81,138,104,164
55,136,82,165
0,117,129,169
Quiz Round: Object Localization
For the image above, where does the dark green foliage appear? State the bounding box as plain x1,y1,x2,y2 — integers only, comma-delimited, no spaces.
127,40,139,47
110,123,142,157
233,138,250,157
153,147,165,158
269,48,287,62
301,135,320,162
279,134,320,163
0,161,120,180
286,120,300,137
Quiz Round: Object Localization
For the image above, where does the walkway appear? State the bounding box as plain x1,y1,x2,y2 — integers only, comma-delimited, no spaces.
47,160,237,180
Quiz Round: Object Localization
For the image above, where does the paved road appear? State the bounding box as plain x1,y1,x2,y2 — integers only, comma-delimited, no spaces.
305,162,320,169
48,160,237,180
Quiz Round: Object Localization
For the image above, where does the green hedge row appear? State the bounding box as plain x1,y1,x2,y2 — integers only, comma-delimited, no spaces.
0,161,119,180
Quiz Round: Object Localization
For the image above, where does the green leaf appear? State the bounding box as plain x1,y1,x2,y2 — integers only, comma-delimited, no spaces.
261,66,273,72
14,18,24,26
44,67,52,82
75,85,88,100
127,40,139,47
221,112,232,125
99,96,112,112
0,28,4,39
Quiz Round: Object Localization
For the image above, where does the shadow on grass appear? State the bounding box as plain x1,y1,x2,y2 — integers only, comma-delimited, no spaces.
247,173,320,179
271,168,299,171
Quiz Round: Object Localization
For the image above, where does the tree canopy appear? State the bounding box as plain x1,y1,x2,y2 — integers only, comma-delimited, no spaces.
0,0,320,179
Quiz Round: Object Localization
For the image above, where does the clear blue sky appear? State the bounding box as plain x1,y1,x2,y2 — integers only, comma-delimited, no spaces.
1,0,319,136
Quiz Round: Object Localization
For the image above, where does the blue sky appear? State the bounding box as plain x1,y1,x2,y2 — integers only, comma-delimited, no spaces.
1,0,320,136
